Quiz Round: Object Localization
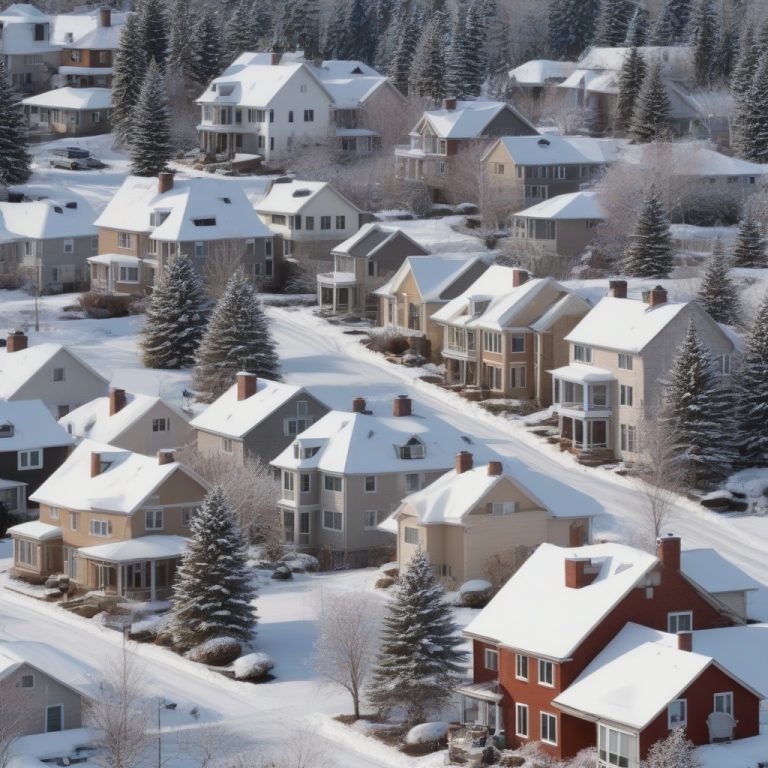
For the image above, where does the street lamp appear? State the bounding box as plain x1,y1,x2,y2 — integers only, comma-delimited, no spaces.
157,699,177,768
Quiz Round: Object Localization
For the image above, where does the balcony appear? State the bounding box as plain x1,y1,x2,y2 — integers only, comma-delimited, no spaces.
280,488,296,503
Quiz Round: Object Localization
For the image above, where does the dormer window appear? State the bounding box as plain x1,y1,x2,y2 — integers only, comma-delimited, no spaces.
193,217,216,227
471,299,489,317
398,436,425,460
0,422,13,438
573,344,592,364
150,210,170,227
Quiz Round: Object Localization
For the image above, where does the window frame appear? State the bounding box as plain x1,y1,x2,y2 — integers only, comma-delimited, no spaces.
540,712,557,745
668,698,687,728
516,653,528,681
515,703,529,738
145,508,164,531
335,215,346,230
538,659,554,687
484,648,499,671
667,611,692,634
364,509,380,530
714,691,733,717
573,344,592,363
52,367,65,382
17,449,42,471
364,475,376,493
618,353,633,370
404,526,420,545
152,418,169,432
620,384,633,407
222,437,233,454
20,673,34,689
322,509,343,531
89,519,111,537
323,475,343,492
320,216,331,230
117,231,132,249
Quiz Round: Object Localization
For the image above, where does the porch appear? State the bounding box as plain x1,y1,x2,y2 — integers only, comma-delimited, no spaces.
317,272,359,314
282,508,314,549
7,521,63,582
450,681,505,765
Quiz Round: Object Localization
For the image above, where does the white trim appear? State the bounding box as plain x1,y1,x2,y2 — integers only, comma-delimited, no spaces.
515,653,528,681
515,702,529,738
540,711,557,745
668,698,687,728
538,658,554,687
484,648,499,671
714,691,733,717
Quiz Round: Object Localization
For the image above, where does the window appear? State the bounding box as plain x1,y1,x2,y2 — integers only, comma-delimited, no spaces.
335,215,346,230
270,137,275,151
620,385,633,407
222,437,233,453
305,216,314,230
491,501,516,515
483,331,502,353
592,384,607,407
515,703,528,737
18,449,42,470
63,239,74,254
540,712,557,745
300,473,311,493
324,475,343,492
283,472,295,494
555,165,566,179
58,405,69,418
538,659,554,687
20,674,34,688
516,165,523,178
714,692,733,716
516,654,528,680
304,109,314,122
194,241,204,258
34,23,45,41
438,139,447,154
404,526,419,545
493,162,504,175
271,214,286,225
117,232,132,249
484,364,502,390
293,215,301,230
368,261,376,277
620,424,637,452
49,506,60,521
320,216,331,230
718,354,731,375
145,509,163,530
182,507,195,526
509,365,526,389
618,353,633,370
152,418,169,432
288,110,294,122
364,510,381,529
69,511,79,530
510,334,525,353
15,539,37,566
365,475,376,493
484,648,499,671
323,509,343,531
193,218,216,227
438,161,446,175
668,699,687,728
90,519,111,537
598,724,634,768
284,417,313,435
405,473,420,492
119,266,139,282
668,611,692,634
52,367,65,382
300,84,308,93
399,437,425,459
70,48,81,62
573,344,592,363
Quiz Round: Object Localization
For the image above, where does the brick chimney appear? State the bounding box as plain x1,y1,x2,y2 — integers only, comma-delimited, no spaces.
609,279,627,299
456,451,473,474
565,557,592,589
109,388,127,416
656,533,681,573
99,7,111,26
677,632,692,651
512,268,529,288
393,394,412,417
271,52,281,66
158,171,174,194
352,396,367,413
236,372,257,401
6,330,28,353
90,451,102,477
487,460,503,476
647,285,668,308
158,449,175,465
443,97,457,111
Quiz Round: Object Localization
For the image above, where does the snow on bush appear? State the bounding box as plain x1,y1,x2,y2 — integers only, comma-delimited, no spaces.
232,651,274,680
405,722,448,745
279,552,319,571
130,614,164,637
459,579,493,594
186,636,242,666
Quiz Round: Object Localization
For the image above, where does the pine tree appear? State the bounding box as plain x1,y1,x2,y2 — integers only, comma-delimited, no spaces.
464,0,488,96
651,0,692,44
272,0,320,58
735,50,768,162
168,486,257,650
623,185,674,277
224,0,262,64
735,293,768,466
697,239,739,325
629,61,672,143
0,59,31,187
367,549,466,721
191,7,223,87
324,1,351,60
140,253,209,369
664,320,733,487
617,47,647,130
446,1,471,98
548,0,600,59
690,0,717,87
594,0,634,47
388,10,421,95
730,23,758,154
129,59,172,177
193,271,280,403
346,0,376,63
732,211,766,267
624,2,650,46
111,14,147,144
409,13,447,102
137,0,169,66
167,0,195,78
714,6,738,82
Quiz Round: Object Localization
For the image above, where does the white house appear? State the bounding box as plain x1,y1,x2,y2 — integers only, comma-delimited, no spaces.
0,4,61,93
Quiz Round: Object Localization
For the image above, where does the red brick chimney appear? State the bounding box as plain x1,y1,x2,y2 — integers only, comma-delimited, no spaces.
158,449,175,465
90,452,102,477
647,285,668,308
158,171,174,194
609,279,627,299
271,52,281,66
443,97,457,111
109,388,127,416
565,557,592,589
393,395,412,417
512,268,529,288
677,632,692,651
99,7,111,26
352,396,367,413
6,330,28,353
487,460,503,476
656,533,681,572
455,451,473,474
236,372,257,401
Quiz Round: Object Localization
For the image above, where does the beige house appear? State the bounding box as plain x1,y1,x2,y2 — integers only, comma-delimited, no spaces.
317,224,429,316
549,282,736,463
431,266,591,404
87,253,157,295
10,439,209,599
60,388,194,455
191,372,330,466
381,451,594,589
376,254,490,357
512,191,604,258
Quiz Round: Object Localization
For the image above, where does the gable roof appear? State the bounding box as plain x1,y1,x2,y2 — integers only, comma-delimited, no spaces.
332,223,429,259
254,179,363,216
0,199,97,239
315,61,397,108
0,399,74,451
622,142,768,177
488,134,618,165
464,542,658,659
22,86,111,110
0,641,96,697
530,292,592,333
421,100,536,139
515,191,605,221
681,549,762,595
509,59,576,86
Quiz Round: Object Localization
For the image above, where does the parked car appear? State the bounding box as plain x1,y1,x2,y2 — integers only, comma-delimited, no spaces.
49,147,106,170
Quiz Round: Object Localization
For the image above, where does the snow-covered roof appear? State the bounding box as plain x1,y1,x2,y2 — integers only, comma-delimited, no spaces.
319,60,380,77
422,100,536,139
51,8,128,49
316,63,392,109
0,199,97,240
553,623,716,729
87,253,156,267
548,363,616,383
490,134,618,165
0,5,59,54
565,296,689,353
375,254,488,302
22,86,111,110
0,641,96,697
515,191,605,221
190,377,310,439
94,175,272,241
79,534,189,563
464,542,658,658
681,549,763,594
0,4,47,19
530,292,592,333
7,520,63,541
0,343,107,400
30,439,205,514
255,179,362,216
271,399,495,475
621,142,768,177
332,222,428,259
509,59,576,86
575,46,692,73
0,399,74,451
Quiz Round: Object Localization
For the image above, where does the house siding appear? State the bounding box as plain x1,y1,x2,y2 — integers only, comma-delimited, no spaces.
0,445,70,502
101,402,193,456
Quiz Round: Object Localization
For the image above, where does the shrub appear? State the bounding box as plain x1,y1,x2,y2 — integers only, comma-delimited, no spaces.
186,636,242,666
375,577,395,589
232,652,274,680
78,291,134,318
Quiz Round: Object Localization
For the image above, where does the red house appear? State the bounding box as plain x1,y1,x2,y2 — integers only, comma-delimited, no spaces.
461,535,763,765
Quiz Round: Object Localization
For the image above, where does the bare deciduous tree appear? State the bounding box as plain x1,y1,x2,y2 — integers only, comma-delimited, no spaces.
181,723,240,768
538,87,596,135
485,545,531,593
202,241,255,300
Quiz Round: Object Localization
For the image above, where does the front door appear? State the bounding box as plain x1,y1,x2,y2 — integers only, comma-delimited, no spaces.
46,704,63,732
299,511,310,546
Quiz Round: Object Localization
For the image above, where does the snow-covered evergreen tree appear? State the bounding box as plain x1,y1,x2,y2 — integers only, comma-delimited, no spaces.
624,2,649,46
167,0,194,79
140,253,209,369
464,0,488,96
345,0,375,63
272,0,320,59
129,59,172,177
623,185,674,277
629,61,671,143
191,7,223,87
223,0,261,64
111,14,147,144
651,0,692,44
548,0,600,60
714,6,737,82
690,0,717,86
697,238,739,325
388,9,421,95
446,1,471,98
732,211,766,267
735,293,768,466
324,1,351,60
735,50,768,162
0,59,31,186
168,486,257,650
193,271,280,403
617,47,647,130
136,0,168,66
594,0,634,46
367,549,466,721
409,13,447,102
730,24,758,154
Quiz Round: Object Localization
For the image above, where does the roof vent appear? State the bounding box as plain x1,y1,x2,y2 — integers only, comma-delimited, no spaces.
273,177,293,184
291,189,312,198
53,205,63,214
220,197,231,204
65,201,77,209
537,138,551,147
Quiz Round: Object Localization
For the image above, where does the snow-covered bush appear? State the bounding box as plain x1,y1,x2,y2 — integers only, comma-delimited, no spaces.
186,636,242,666
279,552,319,572
405,721,448,745
458,579,494,608
232,652,274,680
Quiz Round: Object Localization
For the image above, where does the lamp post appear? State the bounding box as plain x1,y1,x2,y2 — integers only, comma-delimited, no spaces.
157,699,177,768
